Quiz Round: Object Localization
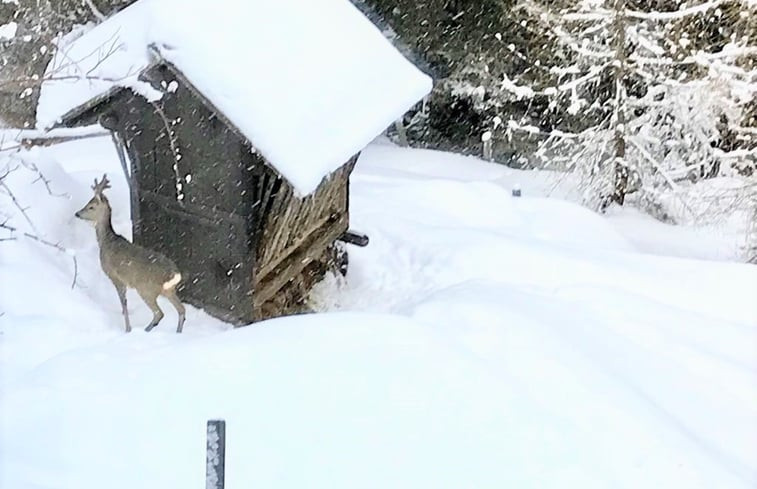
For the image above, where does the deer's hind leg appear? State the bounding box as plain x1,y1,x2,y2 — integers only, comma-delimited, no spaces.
138,287,164,332
162,288,186,333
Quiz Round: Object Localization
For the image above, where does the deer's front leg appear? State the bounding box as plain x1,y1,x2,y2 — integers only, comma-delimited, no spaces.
110,278,131,332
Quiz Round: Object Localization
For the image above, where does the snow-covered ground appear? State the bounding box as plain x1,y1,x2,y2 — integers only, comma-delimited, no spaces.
1,136,756,489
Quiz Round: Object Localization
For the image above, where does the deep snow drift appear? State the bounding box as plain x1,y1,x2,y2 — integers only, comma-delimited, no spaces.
1,136,756,489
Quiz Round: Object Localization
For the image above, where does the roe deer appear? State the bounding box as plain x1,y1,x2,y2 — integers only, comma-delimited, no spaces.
75,174,186,333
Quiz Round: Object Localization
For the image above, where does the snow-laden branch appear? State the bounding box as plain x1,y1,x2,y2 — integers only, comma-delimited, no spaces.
628,54,684,66
83,0,107,22
506,117,612,140
693,46,757,65
507,120,543,135
500,62,609,101
627,27,665,56
525,0,734,24
501,74,535,99
732,126,757,136
556,63,610,92
576,22,609,38
625,0,725,20
562,10,612,21
627,137,701,216
515,1,614,58
553,24,614,59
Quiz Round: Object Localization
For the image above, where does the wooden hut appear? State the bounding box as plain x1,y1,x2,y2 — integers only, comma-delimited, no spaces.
37,0,432,324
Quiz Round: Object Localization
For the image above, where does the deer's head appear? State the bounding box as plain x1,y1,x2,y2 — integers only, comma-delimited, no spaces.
75,174,112,224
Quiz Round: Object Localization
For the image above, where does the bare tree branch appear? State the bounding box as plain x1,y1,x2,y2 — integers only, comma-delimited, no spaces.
1,221,79,289
2,32,128,92
0,158,78,288
151,101,185,202
0,180,39,235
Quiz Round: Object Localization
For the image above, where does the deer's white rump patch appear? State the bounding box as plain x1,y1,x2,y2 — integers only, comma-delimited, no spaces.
162,273,181,290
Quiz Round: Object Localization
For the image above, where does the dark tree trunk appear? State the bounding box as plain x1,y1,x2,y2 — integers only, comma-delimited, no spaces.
610,0,629,206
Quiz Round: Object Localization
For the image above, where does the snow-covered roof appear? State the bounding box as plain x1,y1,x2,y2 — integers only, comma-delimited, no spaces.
37,0,432,195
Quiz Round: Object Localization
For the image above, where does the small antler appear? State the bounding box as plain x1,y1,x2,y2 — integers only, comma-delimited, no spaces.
92,173,111,197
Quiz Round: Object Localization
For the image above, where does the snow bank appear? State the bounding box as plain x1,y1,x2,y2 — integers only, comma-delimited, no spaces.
36,0,432,195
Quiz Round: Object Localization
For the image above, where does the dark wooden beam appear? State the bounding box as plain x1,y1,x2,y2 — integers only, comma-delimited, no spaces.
253,215,347,309
339,230,369,247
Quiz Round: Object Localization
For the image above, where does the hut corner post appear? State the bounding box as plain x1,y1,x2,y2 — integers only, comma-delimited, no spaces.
206,419,226,489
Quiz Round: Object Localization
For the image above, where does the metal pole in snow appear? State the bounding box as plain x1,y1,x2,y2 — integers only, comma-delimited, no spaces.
206,420,226,489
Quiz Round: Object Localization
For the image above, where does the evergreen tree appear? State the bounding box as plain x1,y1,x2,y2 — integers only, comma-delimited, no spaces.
498,0,756,213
